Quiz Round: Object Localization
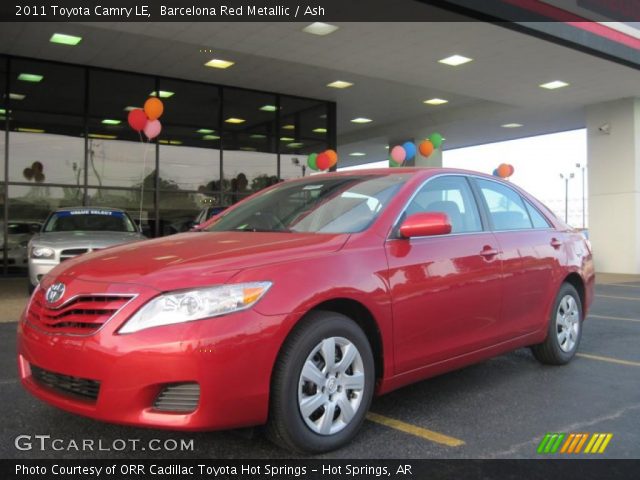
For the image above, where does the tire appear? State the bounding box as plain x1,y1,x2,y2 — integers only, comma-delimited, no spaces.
532,283,583,365
266,311,375,453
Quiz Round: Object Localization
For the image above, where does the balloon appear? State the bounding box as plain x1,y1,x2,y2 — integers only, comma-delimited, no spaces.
507,164,515,176
419,140,434,157
307,153,318,171
144,119,162,139
390,145,406,164
402,142,416,161
429,132,443,149
34,172,45,183
325,149,338,167
31,161,43,173
316,152,331,170
497,163,510,178
144,97,164,121
128,109,148,132
492,168,499,177
389,159,401,168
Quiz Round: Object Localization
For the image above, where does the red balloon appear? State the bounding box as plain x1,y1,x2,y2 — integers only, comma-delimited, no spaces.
316,152,331,170
128,109,148,132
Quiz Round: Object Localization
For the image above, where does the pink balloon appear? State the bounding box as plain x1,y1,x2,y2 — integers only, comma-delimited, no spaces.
143,119,162,140
390,145,406,164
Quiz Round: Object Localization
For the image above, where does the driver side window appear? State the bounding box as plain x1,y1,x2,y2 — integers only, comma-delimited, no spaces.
404,176,482,234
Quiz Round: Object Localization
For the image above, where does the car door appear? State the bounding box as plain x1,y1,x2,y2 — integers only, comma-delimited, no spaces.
385,175,504,374
472,178,559,338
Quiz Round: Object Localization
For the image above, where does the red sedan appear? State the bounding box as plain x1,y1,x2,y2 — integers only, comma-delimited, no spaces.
17,168,594,453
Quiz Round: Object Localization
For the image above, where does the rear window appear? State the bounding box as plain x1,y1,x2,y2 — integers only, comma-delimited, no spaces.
43,209,137,233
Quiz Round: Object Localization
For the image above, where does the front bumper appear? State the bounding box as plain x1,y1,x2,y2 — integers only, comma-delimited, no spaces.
18,277,290,431
28,259,57,286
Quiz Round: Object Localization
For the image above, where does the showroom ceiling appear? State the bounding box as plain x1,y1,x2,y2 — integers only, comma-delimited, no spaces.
1,3,639,164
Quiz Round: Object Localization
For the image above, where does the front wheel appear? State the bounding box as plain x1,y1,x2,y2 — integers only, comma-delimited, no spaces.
266,311,374,453
532,283,583,365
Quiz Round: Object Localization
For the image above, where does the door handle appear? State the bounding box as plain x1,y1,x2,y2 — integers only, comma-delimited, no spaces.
479,246,499,258
550,238,563,249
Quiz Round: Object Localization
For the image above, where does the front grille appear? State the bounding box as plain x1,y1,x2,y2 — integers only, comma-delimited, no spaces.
26,289,133,335
60,248,89,262
154,383,200,413
31,364,100,401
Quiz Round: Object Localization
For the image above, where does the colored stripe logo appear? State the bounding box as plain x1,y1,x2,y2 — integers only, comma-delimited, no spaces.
537,433,613,454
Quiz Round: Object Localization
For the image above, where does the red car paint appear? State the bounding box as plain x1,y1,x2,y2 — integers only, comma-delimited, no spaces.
17,168,594,431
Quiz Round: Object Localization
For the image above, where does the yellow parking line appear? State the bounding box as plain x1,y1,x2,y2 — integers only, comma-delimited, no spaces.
577,353,640,367
366,412,465,447
589,314,640,323
595,294,640,301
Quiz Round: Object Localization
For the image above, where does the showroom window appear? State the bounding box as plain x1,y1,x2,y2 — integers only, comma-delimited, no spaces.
0,54,335,274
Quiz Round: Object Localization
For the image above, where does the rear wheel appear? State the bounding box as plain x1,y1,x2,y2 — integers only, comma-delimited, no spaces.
266,311,374,453
532,283,582,365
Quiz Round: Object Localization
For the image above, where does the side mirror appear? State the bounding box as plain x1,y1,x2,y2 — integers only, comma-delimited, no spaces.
400,212,452,238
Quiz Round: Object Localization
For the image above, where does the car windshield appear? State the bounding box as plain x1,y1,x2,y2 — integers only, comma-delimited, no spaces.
43,209,137,233
206,174,409,234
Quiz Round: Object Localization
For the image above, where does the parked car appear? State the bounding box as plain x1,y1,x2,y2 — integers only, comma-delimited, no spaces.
27,207,145,293
0,220,41,268
18,169,594,453
194,205,228,226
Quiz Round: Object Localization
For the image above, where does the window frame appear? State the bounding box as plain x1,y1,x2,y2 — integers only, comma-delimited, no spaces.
389,174,488,239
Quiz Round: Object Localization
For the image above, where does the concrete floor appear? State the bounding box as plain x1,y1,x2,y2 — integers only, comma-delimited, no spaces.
0,274,638,459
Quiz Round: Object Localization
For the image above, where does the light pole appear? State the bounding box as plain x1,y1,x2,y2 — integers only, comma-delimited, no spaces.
559,173,575,224
576,163,586,228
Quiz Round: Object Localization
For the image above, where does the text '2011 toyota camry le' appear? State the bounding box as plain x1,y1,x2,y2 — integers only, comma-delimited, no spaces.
17,168,594,453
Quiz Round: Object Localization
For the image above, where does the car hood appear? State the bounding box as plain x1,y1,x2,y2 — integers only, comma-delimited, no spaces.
52,231,350,291
31,231,145,248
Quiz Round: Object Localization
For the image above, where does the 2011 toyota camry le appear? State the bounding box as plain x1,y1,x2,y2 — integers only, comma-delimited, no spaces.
17,168,594,453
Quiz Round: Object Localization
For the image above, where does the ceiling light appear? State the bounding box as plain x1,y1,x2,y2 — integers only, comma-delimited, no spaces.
124,106,140,112
240,146,257,151
50,33,82,46
327,80,353,89
203,134,220,140
88,133,117,139
101,119,121,125
351,117,372,124
302,22,339,36
197,128,215,134
424,98,448,105
280,136,295,142
170,140,182,145
225,117,245,124
502,123,523,128
438,55,473,66
313,128,327,133
150,90,175,98
540,80,570,90
250,134,267,139
282,124,295,130
260,105,277,112
204,58,235,69
18,73,43,83
349,152,366,156
0,108,5,115
287,142,304,148
9,93,25,100
17,128,44,133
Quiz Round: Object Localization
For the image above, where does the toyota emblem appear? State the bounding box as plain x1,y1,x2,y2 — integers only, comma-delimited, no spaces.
45,283,66,304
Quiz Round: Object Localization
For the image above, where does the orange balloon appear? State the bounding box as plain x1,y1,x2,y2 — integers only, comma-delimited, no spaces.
325,149,338,167
419,140,434,157
144,97,164,121
497,164,510,178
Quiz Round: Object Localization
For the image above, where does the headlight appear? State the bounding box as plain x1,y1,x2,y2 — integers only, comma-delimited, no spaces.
119,282,272,334
30,246,55,259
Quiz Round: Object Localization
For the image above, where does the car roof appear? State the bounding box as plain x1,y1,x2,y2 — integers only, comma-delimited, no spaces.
52,206,127,213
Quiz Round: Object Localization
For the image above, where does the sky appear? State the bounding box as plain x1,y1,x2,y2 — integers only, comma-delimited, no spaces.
339,129,588,228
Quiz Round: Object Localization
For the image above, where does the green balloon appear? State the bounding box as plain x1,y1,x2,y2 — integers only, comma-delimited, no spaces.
389,158,400,168
429,132,443,149
307,153,318,170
